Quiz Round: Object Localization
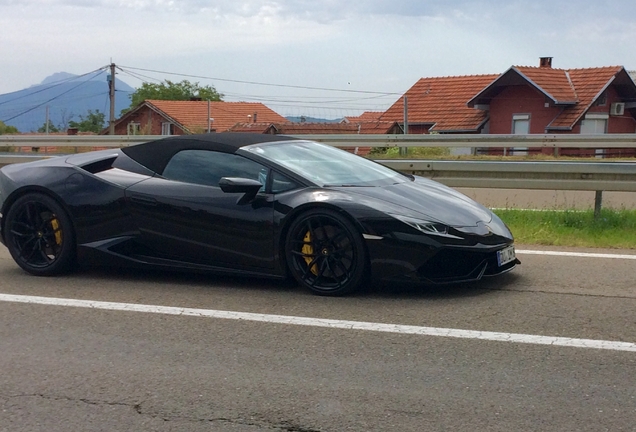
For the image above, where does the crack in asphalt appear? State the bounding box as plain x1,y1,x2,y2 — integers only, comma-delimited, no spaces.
485,286,636,300
0,393,322,431
1,393,142,413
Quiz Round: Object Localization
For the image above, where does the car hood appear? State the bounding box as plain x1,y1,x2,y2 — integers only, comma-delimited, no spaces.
335,176,493,227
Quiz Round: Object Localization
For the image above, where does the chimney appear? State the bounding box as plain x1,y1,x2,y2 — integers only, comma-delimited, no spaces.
253,112,257,123
540,57,553,68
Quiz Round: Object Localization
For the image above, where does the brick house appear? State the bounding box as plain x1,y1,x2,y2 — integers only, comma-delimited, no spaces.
381,58,636,156
468,58,636,156
106,100,288,135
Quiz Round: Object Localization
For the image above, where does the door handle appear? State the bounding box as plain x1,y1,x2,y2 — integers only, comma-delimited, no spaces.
130,195,158,206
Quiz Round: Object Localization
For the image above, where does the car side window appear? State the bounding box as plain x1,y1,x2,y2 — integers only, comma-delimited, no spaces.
163,150,267,189
271,171,300,193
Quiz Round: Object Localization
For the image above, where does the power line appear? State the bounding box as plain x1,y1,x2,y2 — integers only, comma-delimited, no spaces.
118,65,402,96
117,68,164,85
220,92,396,105
2,63,400,126
115,65,400,115
1,72,107,123
0,67,109,107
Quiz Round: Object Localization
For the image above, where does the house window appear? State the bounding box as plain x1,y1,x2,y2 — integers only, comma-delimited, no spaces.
161,122,174,136
127,122,141,135
512,114,530,134
580,113,608,158
580,115,608,134
511,114,530,156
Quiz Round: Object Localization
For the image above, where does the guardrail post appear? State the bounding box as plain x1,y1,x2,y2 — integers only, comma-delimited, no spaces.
594,191,603,219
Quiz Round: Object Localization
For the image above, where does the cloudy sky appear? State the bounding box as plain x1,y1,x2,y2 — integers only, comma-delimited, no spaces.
2,0,636,117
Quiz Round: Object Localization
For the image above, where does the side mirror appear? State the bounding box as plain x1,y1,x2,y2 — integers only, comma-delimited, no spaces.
219,177,263,204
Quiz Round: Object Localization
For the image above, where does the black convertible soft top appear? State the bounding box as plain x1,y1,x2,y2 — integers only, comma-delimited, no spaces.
121,133,296,174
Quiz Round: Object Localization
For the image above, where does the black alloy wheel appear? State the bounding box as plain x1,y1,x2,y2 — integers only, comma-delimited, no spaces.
4,193,75,276
285,208,367,296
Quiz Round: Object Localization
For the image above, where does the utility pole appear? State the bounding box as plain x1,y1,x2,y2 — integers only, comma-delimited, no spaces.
45,105,50,134
208,100,211,133
400,96,408,156
108,62,116,135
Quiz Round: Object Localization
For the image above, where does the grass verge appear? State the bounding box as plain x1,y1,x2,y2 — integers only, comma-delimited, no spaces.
494,208,636,249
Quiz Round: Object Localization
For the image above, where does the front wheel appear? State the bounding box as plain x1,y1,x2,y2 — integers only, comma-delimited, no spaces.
285,209,367,296
4,193,76,276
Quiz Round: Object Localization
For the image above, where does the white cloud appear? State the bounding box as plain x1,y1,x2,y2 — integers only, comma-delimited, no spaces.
2,0,636,117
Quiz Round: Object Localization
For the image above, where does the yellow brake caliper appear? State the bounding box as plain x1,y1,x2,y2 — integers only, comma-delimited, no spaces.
302,231,318,275
50,217,62,245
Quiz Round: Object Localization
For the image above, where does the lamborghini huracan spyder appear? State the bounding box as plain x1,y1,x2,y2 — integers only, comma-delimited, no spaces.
0,133,519,296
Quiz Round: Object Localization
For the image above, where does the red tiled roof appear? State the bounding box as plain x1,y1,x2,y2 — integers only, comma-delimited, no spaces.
547,66,624,129
226,122,377,155
513,66,578,103
146,100,288,133
228,121,399,135
226,122,274,133
380,74,499,132
357,121,401,134
343,111,384,123
269,123,362,134
229,122,360,134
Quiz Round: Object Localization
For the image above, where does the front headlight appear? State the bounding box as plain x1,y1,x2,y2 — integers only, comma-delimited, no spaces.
390,214,463,239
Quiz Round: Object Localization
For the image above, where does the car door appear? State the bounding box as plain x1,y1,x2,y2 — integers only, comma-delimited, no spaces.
125,149,276,270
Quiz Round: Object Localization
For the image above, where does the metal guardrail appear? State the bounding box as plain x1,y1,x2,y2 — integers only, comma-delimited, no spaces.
1,134,635,214
295,133,636,149
379,160,636,192
0,135,151,147
3,133,636,148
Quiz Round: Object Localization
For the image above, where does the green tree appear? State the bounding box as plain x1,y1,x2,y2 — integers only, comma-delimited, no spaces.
0,120,19,135
68,110,106,133
124,80,223,114
37,120,60,133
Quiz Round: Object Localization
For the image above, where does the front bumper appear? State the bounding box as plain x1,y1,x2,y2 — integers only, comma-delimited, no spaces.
365,236,520,285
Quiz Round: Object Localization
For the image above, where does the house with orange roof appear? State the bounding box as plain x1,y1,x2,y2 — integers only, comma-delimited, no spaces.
106,100,288,135
382,58,636,156
468,58,636,155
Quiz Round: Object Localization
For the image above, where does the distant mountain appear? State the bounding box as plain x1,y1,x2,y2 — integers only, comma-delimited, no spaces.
285,116,342,123
40,72,78,86
0,71,134,132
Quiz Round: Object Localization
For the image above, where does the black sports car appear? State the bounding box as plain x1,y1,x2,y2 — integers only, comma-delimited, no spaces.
0,133,519,296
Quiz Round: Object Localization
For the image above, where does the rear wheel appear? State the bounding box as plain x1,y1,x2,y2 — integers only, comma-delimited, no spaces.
4,193,75,276
285,209,367,296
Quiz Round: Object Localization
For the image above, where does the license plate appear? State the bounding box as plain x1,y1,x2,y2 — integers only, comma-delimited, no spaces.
497,245,516,266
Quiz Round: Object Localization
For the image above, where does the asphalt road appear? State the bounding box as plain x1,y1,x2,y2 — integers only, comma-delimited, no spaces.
0,246,635,432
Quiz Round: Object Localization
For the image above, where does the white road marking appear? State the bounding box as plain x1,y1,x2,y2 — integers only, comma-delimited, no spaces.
516,249,636,260
1,293,634,353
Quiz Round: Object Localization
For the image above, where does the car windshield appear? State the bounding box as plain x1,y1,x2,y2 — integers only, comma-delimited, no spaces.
244,140,407,187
